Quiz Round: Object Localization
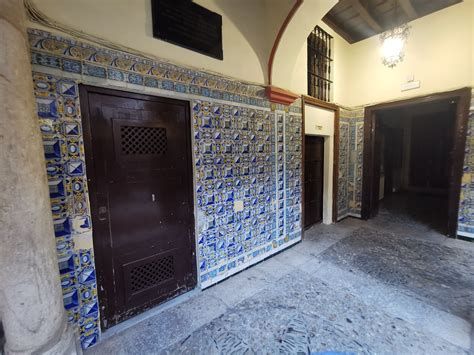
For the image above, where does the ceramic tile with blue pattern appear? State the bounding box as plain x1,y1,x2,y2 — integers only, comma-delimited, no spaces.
36,97,59,119
63,122,81,136
31,51,61,69
43,138,63,160
53,217,72,237
82,64,107,78
56,236,75,256
63,287,79,310
57,80,77,97
50,198,69,219
80,329,99,349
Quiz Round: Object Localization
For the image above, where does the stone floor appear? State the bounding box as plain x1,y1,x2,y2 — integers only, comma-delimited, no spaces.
87,209,474,354
377,192,450,235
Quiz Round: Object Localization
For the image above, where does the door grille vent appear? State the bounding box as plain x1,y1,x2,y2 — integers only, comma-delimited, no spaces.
121,125,167,155
130,255,174,292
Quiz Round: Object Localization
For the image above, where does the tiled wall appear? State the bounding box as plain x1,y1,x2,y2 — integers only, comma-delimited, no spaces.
338,117,350,217
194,103,302,286
33,72,98,349
457,93,474,239
285,114,303,240
29,29,302,349
338,108,364,219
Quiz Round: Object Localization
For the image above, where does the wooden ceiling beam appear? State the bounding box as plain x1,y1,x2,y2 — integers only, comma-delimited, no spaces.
349,0,383,32
398,0,418,21
323,0,461,43
322,14,356,44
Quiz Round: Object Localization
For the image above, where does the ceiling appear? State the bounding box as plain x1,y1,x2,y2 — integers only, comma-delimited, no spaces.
322,0,462,43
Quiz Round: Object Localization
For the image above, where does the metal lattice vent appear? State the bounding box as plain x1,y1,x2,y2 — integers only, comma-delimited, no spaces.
130,255,174,292
121,125,167,155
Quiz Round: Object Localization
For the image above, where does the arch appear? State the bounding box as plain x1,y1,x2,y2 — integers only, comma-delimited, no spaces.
269,0,337,91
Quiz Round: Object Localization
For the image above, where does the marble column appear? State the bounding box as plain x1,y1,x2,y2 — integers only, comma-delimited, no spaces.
0,0,78,353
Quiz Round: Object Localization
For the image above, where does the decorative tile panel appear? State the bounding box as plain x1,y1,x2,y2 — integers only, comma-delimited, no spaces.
285,114,302,241
28,29,302,114
351,119,364,215
457,93,474,239
192,102,300,287
33,72,99,349
29,28,303,348
338,119,350,218
338,107,364,219
276,114,285,239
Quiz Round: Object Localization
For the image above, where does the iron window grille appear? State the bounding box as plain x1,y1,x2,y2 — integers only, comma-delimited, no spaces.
307,26,333,102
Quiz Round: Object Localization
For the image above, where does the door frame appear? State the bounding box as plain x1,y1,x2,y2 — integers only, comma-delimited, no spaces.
79,85,197,328
361,88,471,237
301,95,340,237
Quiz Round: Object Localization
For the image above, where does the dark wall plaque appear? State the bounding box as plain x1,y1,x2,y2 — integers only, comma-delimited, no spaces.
151,0,223,60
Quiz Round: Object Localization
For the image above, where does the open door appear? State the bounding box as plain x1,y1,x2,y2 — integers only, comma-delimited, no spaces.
361,89,471,237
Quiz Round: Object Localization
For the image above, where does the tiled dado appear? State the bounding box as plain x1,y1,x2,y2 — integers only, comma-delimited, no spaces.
30,29,302,349
285,114,302,240
194,103,302,287
338,118,350,218
351,118,364,216
457,94,474,238
34,72,99,349
338,108,364,219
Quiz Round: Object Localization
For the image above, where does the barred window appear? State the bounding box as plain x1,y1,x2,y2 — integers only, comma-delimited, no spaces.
307,26,333,102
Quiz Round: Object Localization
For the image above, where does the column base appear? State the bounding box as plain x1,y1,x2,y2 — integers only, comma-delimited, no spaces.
5,322,81,355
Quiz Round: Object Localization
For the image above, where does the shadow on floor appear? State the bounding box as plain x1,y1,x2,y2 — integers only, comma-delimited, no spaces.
378,191,449,234
320,227,474,320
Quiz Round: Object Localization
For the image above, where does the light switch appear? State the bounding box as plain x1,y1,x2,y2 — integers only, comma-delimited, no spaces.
401,81,420,91
234,200,244,212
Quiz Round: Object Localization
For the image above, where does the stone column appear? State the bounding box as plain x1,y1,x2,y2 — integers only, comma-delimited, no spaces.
0,1,78,354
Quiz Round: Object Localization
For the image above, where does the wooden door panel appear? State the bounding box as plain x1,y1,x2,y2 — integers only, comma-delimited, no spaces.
80,87,196,328
304,136,324,228
410,112,454,190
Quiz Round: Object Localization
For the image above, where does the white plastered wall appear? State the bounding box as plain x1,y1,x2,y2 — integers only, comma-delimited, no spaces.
345,0,473,107
304,103,335,225
292,1,474,107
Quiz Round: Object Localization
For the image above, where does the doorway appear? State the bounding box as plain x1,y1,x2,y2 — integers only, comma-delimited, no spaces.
304,135,324,228
80,86,196,328
362,89,471,237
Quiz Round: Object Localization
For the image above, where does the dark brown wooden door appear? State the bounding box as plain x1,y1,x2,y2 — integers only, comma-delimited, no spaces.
304,136,324,228
383,126,404,197
80,86,196,329
409,111,454,190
